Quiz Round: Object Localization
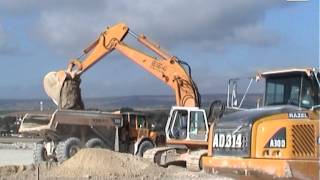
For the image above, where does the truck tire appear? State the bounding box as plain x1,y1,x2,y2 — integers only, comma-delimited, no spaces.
85,138,106,148
56,137,82,162
138,140,154,157
33,143,49,163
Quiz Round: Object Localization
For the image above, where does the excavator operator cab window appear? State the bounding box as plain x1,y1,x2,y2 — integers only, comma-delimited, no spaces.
189,111,206,140
169,110,188,140
167,108,208,141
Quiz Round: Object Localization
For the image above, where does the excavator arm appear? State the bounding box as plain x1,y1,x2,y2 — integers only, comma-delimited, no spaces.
44,23,200,107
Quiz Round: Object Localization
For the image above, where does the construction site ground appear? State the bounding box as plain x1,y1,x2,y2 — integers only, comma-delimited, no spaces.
0,142,276,180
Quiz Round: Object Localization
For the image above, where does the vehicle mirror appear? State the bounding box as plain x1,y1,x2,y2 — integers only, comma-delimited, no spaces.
207,100,225,124
256,97,262,108
227,79,239,108
231,81,238,107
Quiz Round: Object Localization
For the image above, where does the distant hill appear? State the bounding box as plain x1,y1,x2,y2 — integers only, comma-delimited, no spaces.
0,93,262,111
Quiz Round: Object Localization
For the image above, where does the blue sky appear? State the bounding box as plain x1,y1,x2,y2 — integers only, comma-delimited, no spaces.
0,0,318,99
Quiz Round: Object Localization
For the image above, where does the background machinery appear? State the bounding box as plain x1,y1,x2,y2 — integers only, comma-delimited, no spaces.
202,68,320,179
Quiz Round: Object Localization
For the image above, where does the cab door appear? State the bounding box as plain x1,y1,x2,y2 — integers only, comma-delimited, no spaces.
165,107,209,144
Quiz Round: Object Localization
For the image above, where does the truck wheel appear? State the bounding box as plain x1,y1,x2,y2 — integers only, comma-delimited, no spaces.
33,143,49,163
138,140,154,157
85,138,106,148
56,137,82,162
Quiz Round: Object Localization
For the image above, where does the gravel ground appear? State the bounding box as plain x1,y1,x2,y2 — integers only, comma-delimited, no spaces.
0,143,235,180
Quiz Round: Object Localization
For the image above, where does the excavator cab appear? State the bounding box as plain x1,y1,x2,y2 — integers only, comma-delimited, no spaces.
142,106,210,171
166,106,209,143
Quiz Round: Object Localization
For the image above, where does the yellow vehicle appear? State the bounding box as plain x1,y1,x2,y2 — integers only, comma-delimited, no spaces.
202,68,319,179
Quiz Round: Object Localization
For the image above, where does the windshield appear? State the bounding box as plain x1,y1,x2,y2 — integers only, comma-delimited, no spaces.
264,73,319,109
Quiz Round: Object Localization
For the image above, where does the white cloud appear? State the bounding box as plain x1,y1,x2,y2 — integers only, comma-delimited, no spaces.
26,0,285,55
231,25,280,47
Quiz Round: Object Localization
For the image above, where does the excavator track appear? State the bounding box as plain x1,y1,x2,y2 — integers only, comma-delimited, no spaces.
186,149,207,172
143,147,173,163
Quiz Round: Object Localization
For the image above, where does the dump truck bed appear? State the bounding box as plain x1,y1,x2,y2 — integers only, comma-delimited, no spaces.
19,109,123,134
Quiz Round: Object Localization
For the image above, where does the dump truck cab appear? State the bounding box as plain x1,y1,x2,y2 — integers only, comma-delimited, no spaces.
122,111,153,140
203,68,320,179
116,110,166,155
263,68,319,108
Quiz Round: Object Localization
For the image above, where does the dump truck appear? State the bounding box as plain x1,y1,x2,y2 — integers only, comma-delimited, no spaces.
19,109,165,162
202,68,320,179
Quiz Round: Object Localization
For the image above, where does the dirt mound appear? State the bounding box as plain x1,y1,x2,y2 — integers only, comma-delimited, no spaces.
0,148,231,180
0,165,36,180
50,148,165,178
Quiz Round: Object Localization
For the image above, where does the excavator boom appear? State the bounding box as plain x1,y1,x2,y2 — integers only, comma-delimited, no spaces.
44,22,199,108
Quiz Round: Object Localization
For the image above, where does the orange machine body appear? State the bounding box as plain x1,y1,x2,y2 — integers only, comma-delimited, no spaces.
55,23,199,107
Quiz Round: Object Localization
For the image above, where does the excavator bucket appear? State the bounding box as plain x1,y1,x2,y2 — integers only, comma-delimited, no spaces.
43,71,84,109
43,71,66,105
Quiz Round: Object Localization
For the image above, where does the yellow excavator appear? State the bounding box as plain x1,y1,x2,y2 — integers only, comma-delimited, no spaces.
202,68,320,179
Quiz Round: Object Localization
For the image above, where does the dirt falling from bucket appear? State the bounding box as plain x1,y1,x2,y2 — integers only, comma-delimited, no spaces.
59,77,84,110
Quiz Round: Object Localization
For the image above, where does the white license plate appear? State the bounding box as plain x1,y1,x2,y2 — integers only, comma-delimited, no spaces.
213,133,243,148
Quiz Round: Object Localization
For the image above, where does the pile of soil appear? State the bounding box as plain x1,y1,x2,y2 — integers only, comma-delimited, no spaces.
0,148,232,180
50,148,165,178
0,165,36,180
